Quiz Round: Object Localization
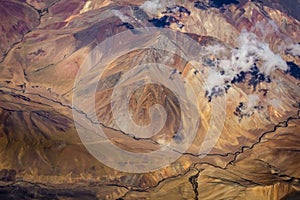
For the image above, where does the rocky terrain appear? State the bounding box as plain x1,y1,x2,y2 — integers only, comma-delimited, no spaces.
0,0,299,199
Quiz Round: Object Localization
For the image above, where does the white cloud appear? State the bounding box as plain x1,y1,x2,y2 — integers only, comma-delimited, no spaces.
205,44,227,56
247,94,259,108
140,0,163,15
287,43,300,56
112,10,130,22
203,29,288,98
140,0,175,15
268,98,281,108
229,30,287,76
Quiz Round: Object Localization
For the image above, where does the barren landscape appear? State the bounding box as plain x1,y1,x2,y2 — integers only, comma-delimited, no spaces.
0,0,299,199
